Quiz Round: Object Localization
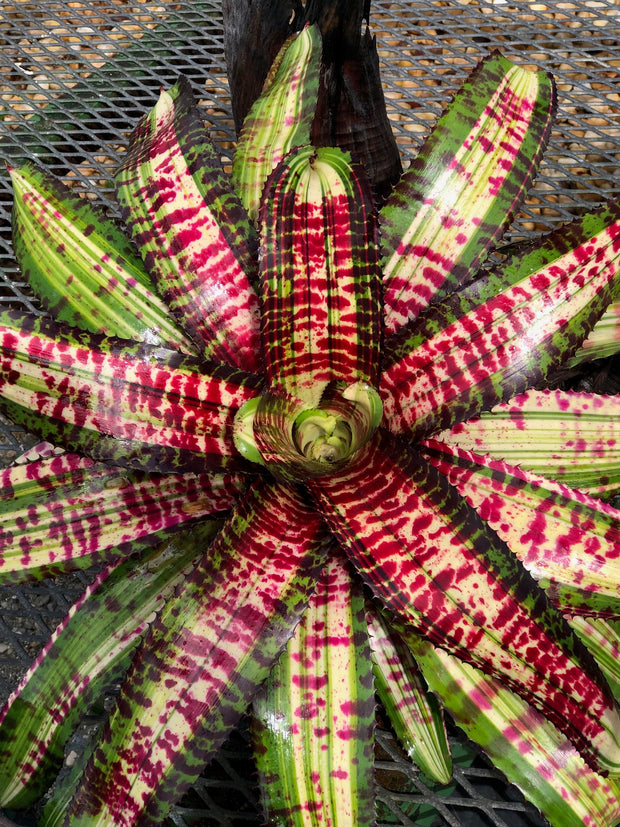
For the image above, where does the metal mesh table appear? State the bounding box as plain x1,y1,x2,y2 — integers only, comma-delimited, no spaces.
1,1,619,824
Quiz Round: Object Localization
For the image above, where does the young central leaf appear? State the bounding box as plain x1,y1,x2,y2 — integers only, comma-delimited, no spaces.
234,144,384,478
259,145,382,402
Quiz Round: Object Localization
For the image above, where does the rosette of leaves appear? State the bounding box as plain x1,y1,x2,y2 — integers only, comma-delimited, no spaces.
1,7,620,827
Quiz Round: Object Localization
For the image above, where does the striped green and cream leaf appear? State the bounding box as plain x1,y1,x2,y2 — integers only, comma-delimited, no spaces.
0,447,242,582
407,633,620,827
422,438,620,617
437,389,620,498
232,24,322,220
115,76,261,370
380,52,555,333
10,163,193,353
0,311,261,473
252,554,375,826
309,430,620,776
569,617,620,703
0,525,218,809
66,479,328,825
367,607,452,785
380,201,620,441
259,145,382,402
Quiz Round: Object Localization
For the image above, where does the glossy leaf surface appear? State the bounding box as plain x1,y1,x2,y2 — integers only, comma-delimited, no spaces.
0,312,260,473
115,77,261,369
310,430,620,775
67,480,327,825
381,52,555,332
253,555,375,825
409,634,620,827
10,163,193,353
438,389,620,498
381,201,620,440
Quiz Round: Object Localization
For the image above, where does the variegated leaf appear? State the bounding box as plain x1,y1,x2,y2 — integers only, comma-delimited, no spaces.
259,144,381,402
0,448,242,581
381,52,555,333
0,526,217,808
116,76,261,369
0,311,260,473
66,479,328,825
232,24,322,220
570,617,620,703
437,388,620,498
572,299,620,364
252,554,375,825
381,201,620,441
10,163,193,352
309,430,620,775
408,634,620,827
367,607,452,784
422,438,620,617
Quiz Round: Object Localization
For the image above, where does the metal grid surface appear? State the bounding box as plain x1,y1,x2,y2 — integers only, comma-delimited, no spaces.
1,1,619,825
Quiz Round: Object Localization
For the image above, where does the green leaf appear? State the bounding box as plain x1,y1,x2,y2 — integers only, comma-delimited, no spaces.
0,311,261,473
115,76,261,370
0,525,218,809
367,607,452,785
380,52,555,333
422,437,620,617
232,24,322,220
570,617,620,703
571,299,620,364
407,633,620,827
381,200,620,441
252,554,375,825
259,145,382,402
66,479,328,825
10,163,194,352
309,429,620,776
437,388,620,498
0,447,242,582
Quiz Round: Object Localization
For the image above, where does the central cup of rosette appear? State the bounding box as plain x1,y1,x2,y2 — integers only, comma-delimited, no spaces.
234,380,383,480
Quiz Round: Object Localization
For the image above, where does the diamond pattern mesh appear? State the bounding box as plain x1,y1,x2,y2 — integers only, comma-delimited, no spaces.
1,1,619,824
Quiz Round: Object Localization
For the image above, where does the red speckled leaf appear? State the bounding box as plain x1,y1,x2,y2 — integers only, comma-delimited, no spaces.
0,311,261,473
437,388,620,498
0,448,242,582
0,526,218,809
116,77,261,369
67,479,328,825
252,554,376,825
259,145,381,403
380,200,620,441
309,430,620,775
422,437,620,618
381,52,555,333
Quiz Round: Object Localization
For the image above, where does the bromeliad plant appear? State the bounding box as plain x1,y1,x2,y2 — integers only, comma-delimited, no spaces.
1,8,620,827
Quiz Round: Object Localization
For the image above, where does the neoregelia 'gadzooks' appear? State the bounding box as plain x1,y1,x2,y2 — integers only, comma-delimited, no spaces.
1,17,620,827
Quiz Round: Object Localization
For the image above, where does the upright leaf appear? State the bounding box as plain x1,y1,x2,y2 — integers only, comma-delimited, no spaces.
253,554,375,826
232,24,322,220
259,144,381,401
116,77,261,369
381,53,555,332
